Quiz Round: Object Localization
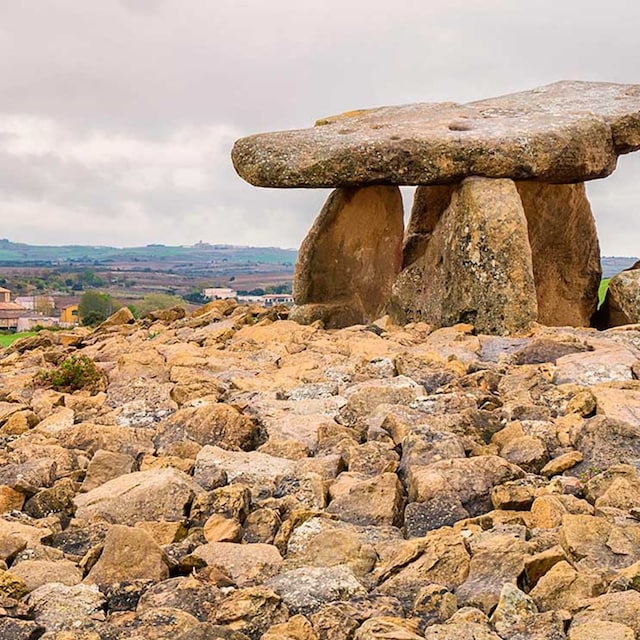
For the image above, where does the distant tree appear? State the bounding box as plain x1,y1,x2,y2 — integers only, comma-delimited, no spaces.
135,293,186,317
79,290,119,326
183,291,207,304
34,296,54,315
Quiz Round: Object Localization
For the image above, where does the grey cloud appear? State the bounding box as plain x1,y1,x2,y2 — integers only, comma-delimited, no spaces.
0,0,637,251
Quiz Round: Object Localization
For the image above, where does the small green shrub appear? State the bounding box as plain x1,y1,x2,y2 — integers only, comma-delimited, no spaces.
35,354,102,392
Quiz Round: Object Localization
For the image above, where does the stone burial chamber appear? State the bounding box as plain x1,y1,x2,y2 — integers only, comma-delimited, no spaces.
232,81,640,334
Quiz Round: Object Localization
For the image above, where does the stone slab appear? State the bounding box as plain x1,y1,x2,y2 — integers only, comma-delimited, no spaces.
232,81,640,188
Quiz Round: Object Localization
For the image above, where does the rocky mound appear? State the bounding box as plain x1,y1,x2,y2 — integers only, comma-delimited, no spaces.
1,301,640,638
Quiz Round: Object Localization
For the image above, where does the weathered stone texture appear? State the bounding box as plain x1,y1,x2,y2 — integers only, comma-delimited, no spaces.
516,181,601,326
291,186,403,328
233,81,640,188
402,185,454,268
389,177,537,334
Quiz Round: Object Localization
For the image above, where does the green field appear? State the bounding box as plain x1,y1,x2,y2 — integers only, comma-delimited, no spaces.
0,331,36,347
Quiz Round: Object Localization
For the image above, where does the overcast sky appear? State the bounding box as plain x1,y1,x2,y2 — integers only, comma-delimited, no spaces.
0,0,639,254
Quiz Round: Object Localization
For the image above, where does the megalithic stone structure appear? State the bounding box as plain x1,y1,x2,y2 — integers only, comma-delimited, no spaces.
232,81,640,335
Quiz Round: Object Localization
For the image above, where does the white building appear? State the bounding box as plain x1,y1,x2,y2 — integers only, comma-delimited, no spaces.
203,287,237,300
262,294,294,307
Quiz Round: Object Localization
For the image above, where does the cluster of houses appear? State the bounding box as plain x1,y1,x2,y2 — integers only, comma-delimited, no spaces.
0,284,295,333
0,288,78,332
203,287,294,307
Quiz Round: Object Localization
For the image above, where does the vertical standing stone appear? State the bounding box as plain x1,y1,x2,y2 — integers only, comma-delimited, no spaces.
403,185,456,268
515,182,601,326
388,177,538,335
290,186,404,328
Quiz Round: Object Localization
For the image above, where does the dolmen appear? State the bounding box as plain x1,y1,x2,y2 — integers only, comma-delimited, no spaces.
232,81,640,335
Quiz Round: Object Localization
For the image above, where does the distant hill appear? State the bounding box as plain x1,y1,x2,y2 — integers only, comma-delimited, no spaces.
0,239,297,266
0,239,634,281
601,256,638,279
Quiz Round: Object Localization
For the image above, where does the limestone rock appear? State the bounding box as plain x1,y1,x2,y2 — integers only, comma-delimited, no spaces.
291,186,403,328
193,445,295,489
10,558,82,592
232,81,640,188
516,181,600,326
155,401,259,452
376,528,470,607
203,514,242,543
326,472,404,527
592,383,640,426
423,621,501,640
80,449,135,493
560,514,640,574
190,542,283,586
285,517,378,576
597,268,640,328
456,533,530,613
262,614,319,640
568,620,635,640
28,583,106,633
101,607,200,640
407,455,525,516
404,496,469,537
98,306,135,328
354,617,423,640
74,468,201,524
266,565,366,614
209,586,289,638
571,416,640,475
570,591,640,637
388,177,537,335
553,347,638,386
540,450,583,477
585,464,640,511
136,575,224,622
403,185,455,268
529,560,604,612
84,524,169,585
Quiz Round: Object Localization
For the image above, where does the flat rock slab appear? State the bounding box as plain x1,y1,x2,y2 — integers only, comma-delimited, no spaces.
232,81,640,187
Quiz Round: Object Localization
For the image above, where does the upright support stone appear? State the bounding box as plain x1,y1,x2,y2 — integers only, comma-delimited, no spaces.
515,182,601,326
388,177,538,335
403,185,455,268
290,186,404,329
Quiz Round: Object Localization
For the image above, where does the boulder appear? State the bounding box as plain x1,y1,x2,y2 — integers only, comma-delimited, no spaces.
291,186,403,328
406,455,525,516
402,185,455,268
266,565,366,614
529,560,605,611
389,177,537,335
516,181,601,326
326,473,404,527
376,528,470,607
209,586,289,638
456,533,530,613
10,558,82,592
570,591,640,637
154,401,259,452
74,468,201,524
84,524,169,585
27,583,106,633
190,542,283,585
232,81,640,188
193,445,295,489
80,449,135,492
596,266,640,327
